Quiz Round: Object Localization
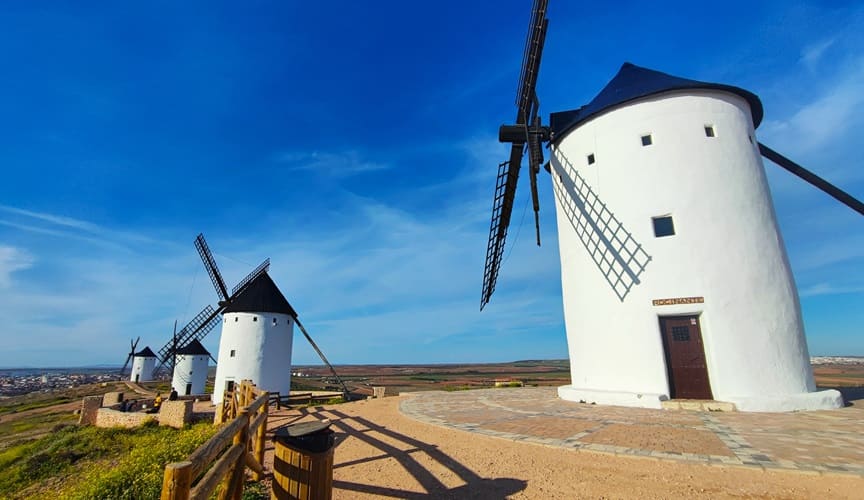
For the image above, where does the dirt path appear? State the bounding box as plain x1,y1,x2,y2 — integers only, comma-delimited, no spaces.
262,397,863,499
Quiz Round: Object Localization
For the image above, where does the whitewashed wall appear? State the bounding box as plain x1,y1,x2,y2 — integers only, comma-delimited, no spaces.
172,354,208,396
551,90,842,411
212,312,294,404
130,355,155,383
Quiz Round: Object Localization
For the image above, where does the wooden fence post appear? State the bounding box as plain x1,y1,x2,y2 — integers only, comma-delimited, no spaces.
161,461,193,500
252,392,268,481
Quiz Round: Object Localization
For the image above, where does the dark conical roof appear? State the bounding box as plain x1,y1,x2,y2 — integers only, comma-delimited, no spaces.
223,272,297,316
176,339,210,356
549,62,763,142
134,346,156,358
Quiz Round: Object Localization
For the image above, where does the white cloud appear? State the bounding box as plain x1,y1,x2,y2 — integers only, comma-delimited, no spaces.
0,205,102,233
760,57,864,156
799,282,864,297
274,150,390,176
0,246,33,288
799,37,836,71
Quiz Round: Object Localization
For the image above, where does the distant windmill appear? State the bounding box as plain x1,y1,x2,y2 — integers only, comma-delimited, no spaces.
480,0,861,412
118,337,140,378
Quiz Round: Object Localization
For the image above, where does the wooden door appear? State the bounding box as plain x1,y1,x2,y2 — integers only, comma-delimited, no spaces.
659,315,713,400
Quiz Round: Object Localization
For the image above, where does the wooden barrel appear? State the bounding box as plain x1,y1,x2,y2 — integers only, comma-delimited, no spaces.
272,429,334,500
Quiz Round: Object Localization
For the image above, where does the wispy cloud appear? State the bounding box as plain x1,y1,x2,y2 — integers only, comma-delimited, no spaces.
0,246,33,288
799,282,864,298
0,204,169,252
799,37,836,71
274,150,390,177
0,205,102,233
760,57,864,156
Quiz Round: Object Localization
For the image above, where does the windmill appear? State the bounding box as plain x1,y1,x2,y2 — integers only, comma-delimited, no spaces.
191,233,352,401
151,234,270,377
480,0,861,412
118,337,140,378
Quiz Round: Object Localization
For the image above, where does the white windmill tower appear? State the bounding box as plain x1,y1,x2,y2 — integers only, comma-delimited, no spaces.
212,272,296,404
171,339,211,397
481,0,862,412
188,234,350,405
130,346,157,383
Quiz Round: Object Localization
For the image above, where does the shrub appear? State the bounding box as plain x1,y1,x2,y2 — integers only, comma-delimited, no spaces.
59,422,216,499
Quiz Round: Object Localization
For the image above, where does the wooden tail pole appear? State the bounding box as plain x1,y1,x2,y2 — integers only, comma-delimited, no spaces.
294,316,351,399
759,142,864,216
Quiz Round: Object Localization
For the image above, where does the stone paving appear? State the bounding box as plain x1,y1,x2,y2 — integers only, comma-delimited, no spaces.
399,386,864,477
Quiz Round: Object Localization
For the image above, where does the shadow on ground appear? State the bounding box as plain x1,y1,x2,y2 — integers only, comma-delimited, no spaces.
278,406,527,499
824,386,864,407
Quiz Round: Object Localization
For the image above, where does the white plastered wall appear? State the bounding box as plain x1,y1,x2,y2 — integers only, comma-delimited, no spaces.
551,90,842,411
212,312,294,404
172,354,208,396
130,355,156,383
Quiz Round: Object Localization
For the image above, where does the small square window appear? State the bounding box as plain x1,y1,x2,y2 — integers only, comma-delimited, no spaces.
641,134,653,146
253,317,257,322
234,317,238,322
272,318,278,325
587,153,595,165
704,125,715,137
652,215,675,237
230,349,236,357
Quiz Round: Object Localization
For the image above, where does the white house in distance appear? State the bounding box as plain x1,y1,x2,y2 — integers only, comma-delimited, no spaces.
548,63,842,412
171,339,210,396
212,272,296,405
129,346,157,383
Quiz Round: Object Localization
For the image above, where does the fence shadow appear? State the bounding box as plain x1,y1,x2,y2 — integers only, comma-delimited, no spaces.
550,148,651,301
279,406,527,499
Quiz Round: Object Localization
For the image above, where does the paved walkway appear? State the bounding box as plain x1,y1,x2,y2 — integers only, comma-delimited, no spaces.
399,387,864,477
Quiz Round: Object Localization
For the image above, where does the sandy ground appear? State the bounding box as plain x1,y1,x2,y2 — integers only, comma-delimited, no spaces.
262,396,864,499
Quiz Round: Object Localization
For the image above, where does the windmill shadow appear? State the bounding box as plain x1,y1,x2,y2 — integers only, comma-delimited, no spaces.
276,407,526,499
550,149,651,301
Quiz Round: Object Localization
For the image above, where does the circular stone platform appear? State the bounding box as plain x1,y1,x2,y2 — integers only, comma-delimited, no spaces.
399,386,864,476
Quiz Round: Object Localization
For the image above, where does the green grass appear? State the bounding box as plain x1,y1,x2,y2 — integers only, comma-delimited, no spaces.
0,412,78,441
1,420,217,499
0,396,73,416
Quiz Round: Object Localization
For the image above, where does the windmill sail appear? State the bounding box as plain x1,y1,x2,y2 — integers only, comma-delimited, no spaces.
481,0,550,310
154,305,220,374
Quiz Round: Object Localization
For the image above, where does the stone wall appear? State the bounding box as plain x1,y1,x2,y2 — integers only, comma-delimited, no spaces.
78,395,103,425
95,408,157,428
158,400,193,429
102,391,124,406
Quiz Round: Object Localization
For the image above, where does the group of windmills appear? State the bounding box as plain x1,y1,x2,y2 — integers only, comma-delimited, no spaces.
480,0,862,412
118,0,863,413
119,234,348,403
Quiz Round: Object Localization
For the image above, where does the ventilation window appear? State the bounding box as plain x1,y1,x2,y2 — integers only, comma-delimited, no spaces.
272,318,278,326
641,134,653,146
704,125,715,137
230,349,236,357
587,153,595,165
253,317,257,322
652,215,675,237
234,317,238,322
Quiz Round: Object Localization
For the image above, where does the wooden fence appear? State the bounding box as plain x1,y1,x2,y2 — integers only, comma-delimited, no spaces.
161,380,269,500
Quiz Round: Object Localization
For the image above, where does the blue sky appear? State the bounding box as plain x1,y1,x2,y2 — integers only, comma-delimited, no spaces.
0,1,861,367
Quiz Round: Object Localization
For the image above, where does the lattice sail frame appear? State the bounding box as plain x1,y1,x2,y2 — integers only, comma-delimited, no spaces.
480,0,549,310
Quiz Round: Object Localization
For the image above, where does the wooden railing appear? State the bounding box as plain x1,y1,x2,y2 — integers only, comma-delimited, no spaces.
161,380,269,500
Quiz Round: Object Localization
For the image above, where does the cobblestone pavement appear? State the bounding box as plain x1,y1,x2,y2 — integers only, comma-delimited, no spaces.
399,387,864,477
